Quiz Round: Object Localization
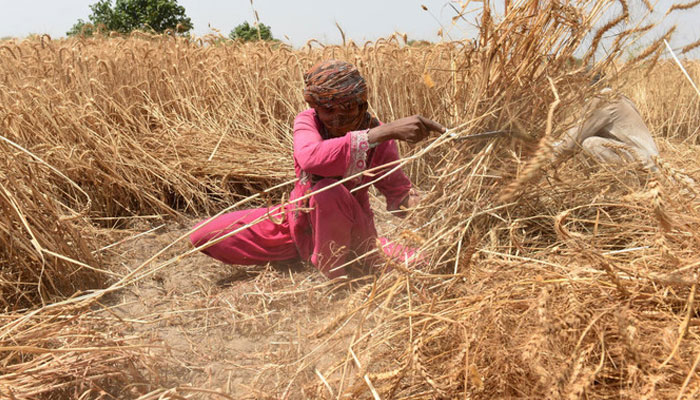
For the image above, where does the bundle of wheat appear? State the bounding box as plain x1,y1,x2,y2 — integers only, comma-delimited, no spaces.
0,305,161,399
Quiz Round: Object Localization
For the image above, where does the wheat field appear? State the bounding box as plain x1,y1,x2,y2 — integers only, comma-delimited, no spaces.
1,0,700,398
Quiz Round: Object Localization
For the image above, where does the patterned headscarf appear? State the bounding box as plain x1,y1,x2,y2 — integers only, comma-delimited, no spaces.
303,60,368,108
303,60,378,136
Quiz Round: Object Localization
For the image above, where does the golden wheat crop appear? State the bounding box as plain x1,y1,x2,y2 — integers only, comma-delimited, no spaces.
1,0,700,398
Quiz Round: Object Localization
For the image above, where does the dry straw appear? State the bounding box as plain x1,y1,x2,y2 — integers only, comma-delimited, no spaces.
1,0,700,398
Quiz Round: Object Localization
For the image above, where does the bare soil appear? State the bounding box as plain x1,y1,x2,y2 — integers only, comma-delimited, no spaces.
103,193,401,398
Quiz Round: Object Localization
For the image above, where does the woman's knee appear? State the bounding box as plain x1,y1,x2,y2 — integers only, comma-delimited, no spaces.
189,222,214,247
311,178,353,207
189,217,227,248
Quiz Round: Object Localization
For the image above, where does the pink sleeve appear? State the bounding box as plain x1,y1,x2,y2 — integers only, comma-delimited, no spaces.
371,140,412,211
293,110,371,178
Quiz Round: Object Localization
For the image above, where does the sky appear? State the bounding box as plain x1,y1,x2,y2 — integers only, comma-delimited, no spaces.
0,0,698,55
0,0,477,44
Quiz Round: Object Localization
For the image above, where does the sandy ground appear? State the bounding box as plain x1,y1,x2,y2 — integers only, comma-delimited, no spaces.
102,192,401,398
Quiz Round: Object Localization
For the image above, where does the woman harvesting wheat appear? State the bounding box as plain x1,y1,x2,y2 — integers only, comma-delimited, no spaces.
190,60,445,278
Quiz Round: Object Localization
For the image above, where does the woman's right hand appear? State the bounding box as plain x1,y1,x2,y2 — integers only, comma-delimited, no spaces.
368,115,446,145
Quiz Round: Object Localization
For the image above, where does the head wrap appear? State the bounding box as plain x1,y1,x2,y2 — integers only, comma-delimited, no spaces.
303,60,368,108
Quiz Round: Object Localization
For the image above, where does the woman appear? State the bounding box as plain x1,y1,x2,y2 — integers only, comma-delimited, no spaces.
190,60,445,279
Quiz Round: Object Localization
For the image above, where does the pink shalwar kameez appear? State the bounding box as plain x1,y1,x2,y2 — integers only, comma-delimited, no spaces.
190,109,412,278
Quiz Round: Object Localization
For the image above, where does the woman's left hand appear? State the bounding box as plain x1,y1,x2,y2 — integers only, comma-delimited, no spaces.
396,188,423,218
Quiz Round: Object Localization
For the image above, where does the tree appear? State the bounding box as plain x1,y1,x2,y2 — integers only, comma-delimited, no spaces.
407,39,432,47
67,0,193,36
229,21,274,42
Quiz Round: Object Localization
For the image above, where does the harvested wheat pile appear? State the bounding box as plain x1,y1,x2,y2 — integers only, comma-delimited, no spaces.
0,304,162,399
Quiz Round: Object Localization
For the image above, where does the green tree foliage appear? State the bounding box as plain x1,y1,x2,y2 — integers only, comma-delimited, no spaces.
407,39,432,47
229,21,274,42
67,0,193,36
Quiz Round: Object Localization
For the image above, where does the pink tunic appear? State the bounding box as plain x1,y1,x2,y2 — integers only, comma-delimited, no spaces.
190,109,412,278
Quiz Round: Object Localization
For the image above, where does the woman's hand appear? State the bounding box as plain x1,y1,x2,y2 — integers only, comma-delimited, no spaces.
395,188,424,218
369,115,446,145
